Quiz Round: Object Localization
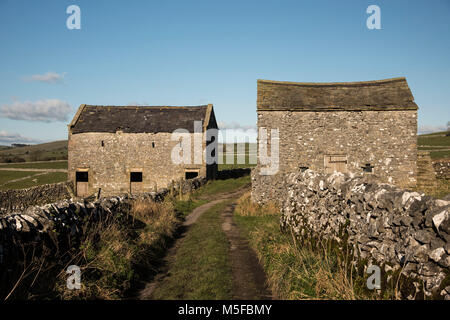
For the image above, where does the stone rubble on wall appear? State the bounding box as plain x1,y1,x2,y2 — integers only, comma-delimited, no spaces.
433,160,450,180
279,169,450,299
250,167,285,205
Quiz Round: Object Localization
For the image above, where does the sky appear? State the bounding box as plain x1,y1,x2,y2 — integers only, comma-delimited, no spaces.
0,0,449,144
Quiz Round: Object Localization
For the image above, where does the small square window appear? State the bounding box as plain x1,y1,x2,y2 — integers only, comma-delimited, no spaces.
362,163,374,173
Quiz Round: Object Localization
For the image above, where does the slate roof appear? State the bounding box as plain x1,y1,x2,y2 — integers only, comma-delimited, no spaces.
69,105,212,134
257,77,418,111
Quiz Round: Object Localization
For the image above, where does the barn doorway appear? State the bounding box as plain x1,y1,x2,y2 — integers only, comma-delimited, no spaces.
76,171,89,197
130,171,143,194
324,155,348,174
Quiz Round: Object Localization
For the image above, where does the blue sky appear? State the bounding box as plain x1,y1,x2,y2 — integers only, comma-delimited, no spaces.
0,0,449,144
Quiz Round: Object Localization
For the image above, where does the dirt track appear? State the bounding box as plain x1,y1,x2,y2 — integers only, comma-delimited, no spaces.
221,202,272,300
138,186,271,300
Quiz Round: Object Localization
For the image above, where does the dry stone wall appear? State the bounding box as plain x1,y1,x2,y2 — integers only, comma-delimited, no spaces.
279,170,450,299
0,182,74,215
433,160,450,180
0,177,207,270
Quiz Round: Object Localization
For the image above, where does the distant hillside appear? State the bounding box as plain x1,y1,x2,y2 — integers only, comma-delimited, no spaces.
0,140,68,162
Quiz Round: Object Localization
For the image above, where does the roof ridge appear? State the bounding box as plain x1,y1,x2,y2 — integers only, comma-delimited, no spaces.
257,77,407,87
83,105,209,108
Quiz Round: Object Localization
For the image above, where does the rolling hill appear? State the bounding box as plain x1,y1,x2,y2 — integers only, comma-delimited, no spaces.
0,140,68,162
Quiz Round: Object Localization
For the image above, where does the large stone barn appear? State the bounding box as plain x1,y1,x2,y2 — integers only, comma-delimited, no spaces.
252,77,419,203
68,104,218,197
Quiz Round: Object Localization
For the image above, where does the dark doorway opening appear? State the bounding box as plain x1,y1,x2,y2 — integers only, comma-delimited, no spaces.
130,172,143,182
130,171,143,194
76,171,88,182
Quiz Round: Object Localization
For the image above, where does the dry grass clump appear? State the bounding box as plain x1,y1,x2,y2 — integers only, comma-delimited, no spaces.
416,179,450,199
130,199,177,247
235,191,279,217
245,220,370,300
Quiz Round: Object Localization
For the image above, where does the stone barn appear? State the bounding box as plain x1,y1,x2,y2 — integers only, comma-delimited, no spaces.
68,104,218,197
252,77,419,203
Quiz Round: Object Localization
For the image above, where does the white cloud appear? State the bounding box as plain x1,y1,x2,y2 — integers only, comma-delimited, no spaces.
0,130,41,145
0,99,72,122
418,124,449,135
218,129,257,143
217,121,257,143
22,72,66,84
127,101,149,106
218,121,256,131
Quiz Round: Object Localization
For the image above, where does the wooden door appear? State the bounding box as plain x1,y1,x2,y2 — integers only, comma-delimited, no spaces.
324,155,348,174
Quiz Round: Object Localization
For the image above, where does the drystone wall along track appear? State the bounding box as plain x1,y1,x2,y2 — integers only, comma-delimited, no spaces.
279,170,450,299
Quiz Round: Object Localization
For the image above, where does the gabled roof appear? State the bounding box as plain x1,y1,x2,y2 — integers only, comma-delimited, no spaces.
257,77,418,111
69,105,215,134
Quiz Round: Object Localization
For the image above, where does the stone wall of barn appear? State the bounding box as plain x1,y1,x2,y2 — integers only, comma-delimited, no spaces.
68,131,212,197
252,109,417,203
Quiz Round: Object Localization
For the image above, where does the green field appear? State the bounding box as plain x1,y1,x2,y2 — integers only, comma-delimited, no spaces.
0,172,67,190
0,171,39,185
0,160,68,169
418,131,450,159
218,142,257,170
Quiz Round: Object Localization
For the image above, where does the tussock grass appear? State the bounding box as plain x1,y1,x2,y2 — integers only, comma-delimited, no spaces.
56,198,179,300
235,191,279,217
415,178,450,199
